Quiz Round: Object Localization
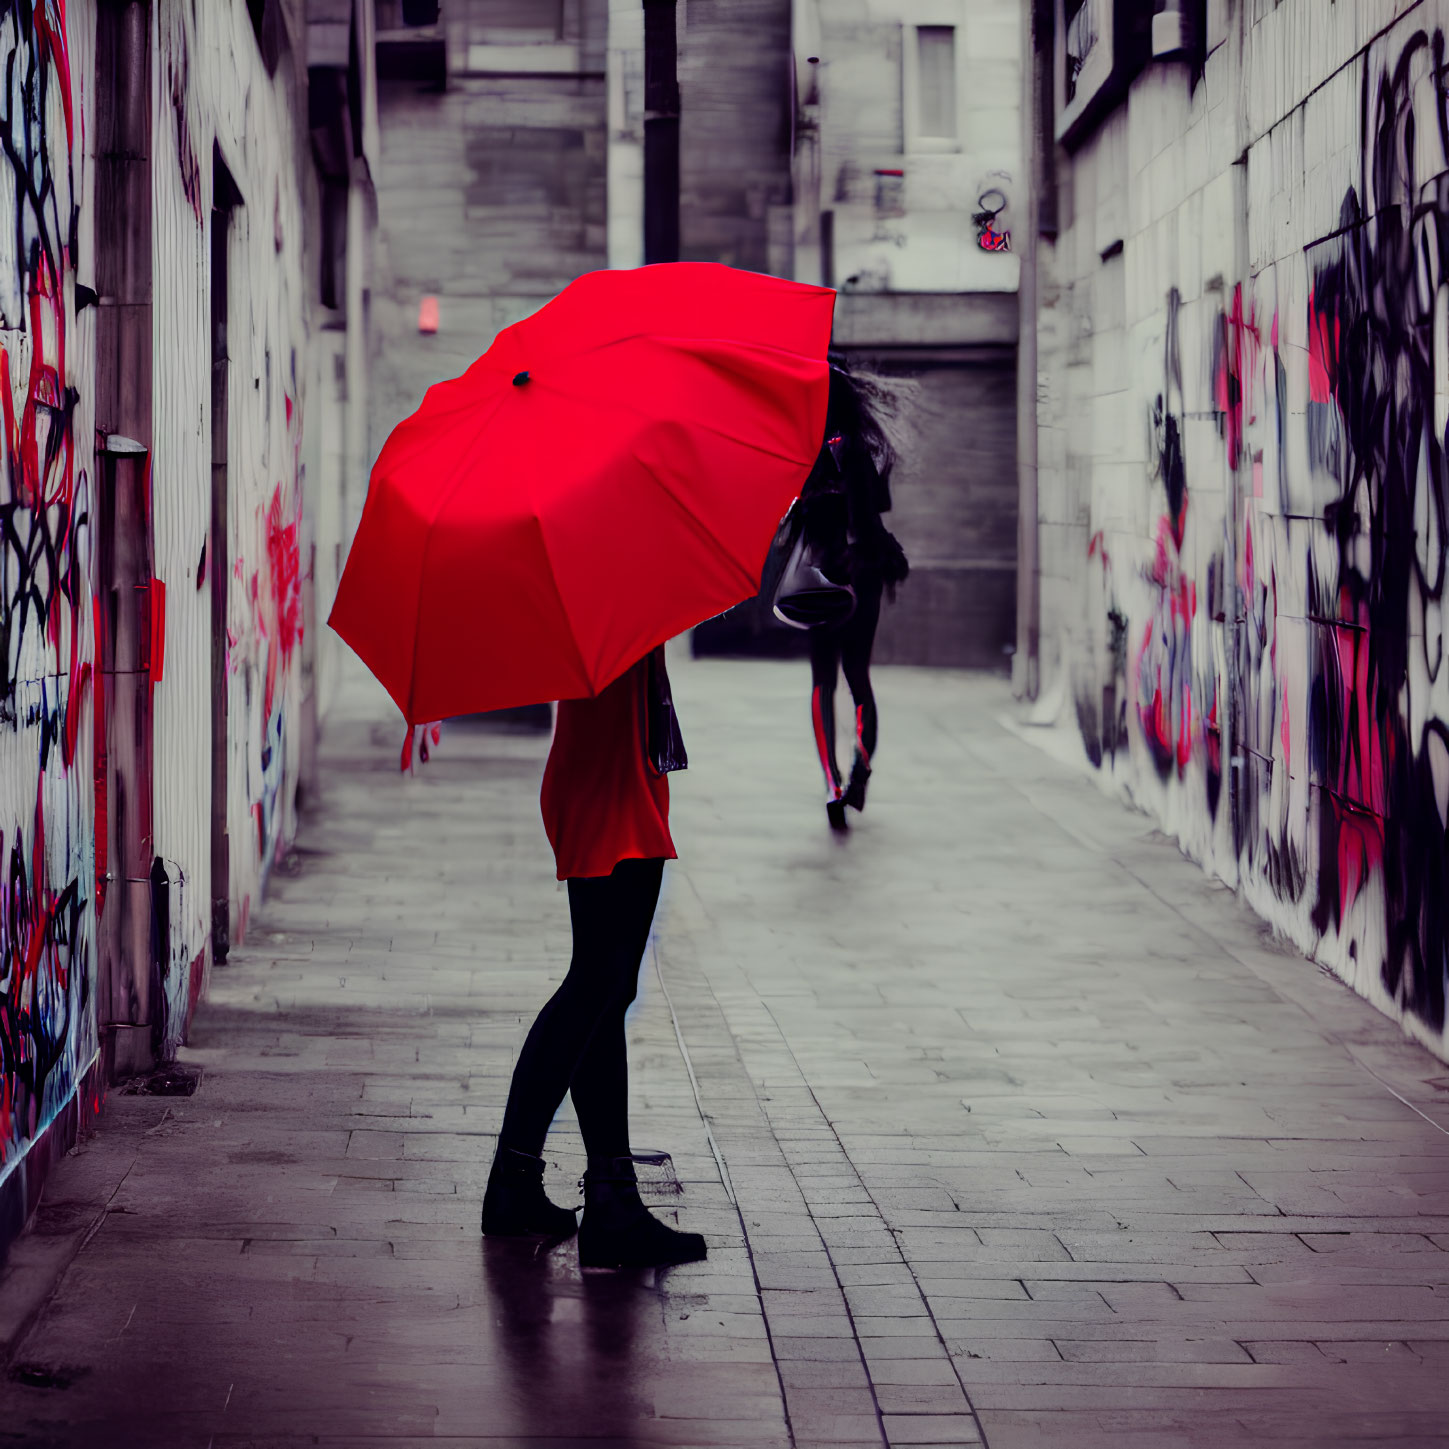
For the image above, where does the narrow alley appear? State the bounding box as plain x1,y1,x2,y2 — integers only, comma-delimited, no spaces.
4,4,1449,1447
3,651,1447,1449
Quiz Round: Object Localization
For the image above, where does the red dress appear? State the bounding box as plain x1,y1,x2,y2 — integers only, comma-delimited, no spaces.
540,659,676,880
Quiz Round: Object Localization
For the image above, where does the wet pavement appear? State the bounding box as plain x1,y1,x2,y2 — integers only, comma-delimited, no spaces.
2,649,1449,1448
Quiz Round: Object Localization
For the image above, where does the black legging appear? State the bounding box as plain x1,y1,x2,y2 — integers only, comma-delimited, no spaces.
497,856,664,1164
808,576,882,794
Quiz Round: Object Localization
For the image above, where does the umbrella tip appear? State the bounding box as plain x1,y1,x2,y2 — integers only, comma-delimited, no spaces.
513,370,531,387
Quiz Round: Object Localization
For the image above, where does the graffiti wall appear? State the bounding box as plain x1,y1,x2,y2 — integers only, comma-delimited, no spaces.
0,0,101,1195
151,0,310,1042
0,0,366,1236
1038,0,1449,1059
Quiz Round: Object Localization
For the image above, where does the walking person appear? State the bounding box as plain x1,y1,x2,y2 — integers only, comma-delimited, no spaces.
480,647,706,1268
799,366,910,832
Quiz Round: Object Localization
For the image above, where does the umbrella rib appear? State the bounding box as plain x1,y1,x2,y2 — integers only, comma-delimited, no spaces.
628,451,765,596
526,509,603,700
403,387,516,721
679,412,820,469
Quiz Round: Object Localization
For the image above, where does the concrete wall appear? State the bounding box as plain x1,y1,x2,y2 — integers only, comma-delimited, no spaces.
1034,0,1449,1059
153,0,310,1023
370,0,607,463
608,0,796,274
679,0,794,273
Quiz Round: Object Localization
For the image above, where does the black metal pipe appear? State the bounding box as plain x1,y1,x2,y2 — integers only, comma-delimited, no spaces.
642,0,680,265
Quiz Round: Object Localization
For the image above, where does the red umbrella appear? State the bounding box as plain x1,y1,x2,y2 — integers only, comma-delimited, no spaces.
329,263,835,724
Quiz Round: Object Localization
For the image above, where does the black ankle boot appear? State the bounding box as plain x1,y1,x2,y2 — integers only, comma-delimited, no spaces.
844,755,871,812
826,794,849,832
481,1147,579,1238
578,1158,707,1269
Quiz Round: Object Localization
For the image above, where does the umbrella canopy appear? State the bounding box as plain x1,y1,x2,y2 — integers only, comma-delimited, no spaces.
330,263,835,723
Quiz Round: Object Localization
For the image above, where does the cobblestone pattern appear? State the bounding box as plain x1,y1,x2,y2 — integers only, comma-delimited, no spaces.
2,654,1448,1448
663,654,1449,1449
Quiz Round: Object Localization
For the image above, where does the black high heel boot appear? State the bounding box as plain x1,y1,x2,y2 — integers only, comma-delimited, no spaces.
826,793,849,832
578,1157,707,1268
481,1147,580,1238
843,755,871,812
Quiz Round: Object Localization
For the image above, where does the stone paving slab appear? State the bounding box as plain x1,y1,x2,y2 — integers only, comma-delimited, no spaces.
4,652,1449,1447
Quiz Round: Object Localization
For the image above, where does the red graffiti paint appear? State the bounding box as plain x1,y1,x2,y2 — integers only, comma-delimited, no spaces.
1213,285,1260,470
1136,519,1199,780
1306,293,1339,404
266,486,301,660
63,662,90,769
185,948,206,1032
262,485,301,724
93,596,107,917
148,578,166,685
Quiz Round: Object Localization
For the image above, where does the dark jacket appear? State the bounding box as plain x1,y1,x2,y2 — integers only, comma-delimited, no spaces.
800,433,909,590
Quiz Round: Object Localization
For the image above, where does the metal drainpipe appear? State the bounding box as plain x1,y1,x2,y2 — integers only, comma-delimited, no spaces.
1013,0,1043,701
642,0,681,265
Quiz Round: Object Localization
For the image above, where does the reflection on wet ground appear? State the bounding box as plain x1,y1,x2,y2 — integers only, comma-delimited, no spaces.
482,1237,659,1438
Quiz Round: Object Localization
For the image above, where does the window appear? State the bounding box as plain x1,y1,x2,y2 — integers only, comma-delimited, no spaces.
917,26,957,140
1054,0,1154,151
1063,0,1099,104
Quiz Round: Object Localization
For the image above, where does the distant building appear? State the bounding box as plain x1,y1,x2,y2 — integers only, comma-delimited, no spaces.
608,1,1024,664
791,0,1023,668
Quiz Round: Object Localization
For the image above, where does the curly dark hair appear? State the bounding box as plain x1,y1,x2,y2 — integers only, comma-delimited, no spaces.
824,357,906,490
799,358,911,591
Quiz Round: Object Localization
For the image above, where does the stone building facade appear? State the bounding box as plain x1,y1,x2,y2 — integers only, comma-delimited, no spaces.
1028,0,1449,1059
610,0,1026,667
792,0,1023,668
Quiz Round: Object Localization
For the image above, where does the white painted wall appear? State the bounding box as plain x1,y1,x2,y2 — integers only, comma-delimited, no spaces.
150,0,373,1031
152,1,307,1017
793,0,1022,293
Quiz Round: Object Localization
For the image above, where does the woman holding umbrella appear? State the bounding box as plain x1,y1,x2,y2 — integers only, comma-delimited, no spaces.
330,264,837,1269
477,645,704,1267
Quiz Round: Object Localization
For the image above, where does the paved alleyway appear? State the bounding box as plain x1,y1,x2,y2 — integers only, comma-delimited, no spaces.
3,653,1449,1448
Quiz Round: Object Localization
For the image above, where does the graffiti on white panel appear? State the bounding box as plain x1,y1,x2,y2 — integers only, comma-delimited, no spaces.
0,1,98,1170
